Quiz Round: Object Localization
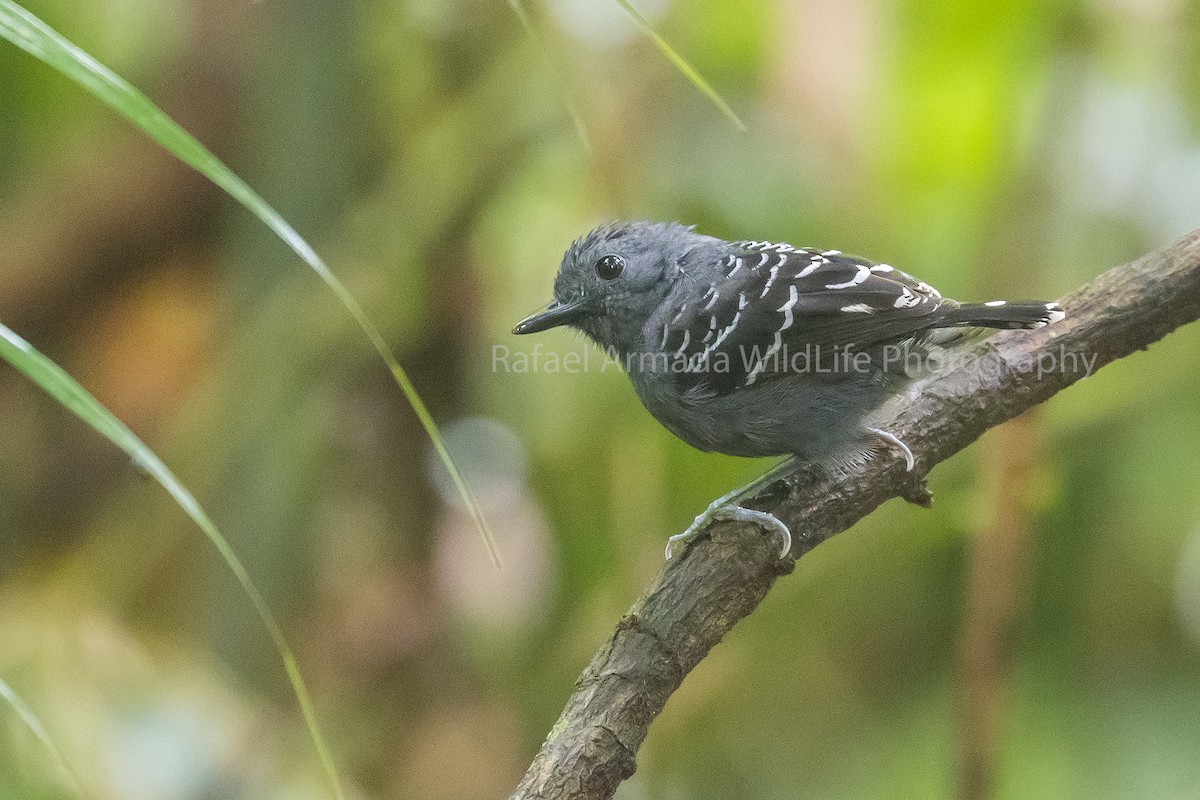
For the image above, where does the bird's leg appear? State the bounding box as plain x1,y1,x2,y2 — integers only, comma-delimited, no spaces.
865,427,915,471
666,458,796,560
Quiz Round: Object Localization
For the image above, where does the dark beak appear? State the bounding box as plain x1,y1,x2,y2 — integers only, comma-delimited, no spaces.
512,299,587,335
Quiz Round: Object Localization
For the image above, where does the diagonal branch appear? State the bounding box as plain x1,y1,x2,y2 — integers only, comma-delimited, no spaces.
510,230,1200,800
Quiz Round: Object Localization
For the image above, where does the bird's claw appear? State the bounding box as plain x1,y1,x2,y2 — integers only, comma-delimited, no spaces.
665,502,792,560
866,427,915,471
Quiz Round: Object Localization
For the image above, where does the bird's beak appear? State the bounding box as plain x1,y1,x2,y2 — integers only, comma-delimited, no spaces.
512,299,587,334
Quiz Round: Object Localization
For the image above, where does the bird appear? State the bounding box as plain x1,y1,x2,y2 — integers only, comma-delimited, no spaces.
513,221,1064,559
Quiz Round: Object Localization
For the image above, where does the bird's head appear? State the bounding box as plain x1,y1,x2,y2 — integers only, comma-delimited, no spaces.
513,221,702,352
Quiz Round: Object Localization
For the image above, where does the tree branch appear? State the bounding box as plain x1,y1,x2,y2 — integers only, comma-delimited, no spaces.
511,230,1200,800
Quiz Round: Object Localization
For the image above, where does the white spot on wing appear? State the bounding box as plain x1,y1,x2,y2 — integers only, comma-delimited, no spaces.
745,284,799,386
825,264,870,290
761,264,780,297
710,311,741,350
841,303,874,313
984,300,1006,307
796,255,825,278
674,329,690,355
778,283,799,330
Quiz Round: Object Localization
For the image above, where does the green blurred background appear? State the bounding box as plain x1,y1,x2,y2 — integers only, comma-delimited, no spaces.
3,0,1200,797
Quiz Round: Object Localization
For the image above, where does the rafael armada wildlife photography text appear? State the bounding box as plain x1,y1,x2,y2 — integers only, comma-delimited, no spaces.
492,342,1099,382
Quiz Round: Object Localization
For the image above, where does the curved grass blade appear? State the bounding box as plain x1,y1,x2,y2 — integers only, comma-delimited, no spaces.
0,676,83,798
506,0,593,156
0,0,499,568
0,323,345,800
611,0,746,132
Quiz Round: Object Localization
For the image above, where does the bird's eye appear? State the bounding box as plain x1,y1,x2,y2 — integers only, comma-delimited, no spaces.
595,254,625,280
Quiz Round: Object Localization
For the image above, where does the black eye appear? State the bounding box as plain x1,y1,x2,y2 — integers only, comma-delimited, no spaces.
595,254,625,280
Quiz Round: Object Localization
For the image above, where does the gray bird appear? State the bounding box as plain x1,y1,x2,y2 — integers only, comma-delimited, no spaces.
514,221,1064,558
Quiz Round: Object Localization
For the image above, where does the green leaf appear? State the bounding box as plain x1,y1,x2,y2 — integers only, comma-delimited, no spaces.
0,322,346,800
0,676,82,798
0,0,500,569
612,0,746,132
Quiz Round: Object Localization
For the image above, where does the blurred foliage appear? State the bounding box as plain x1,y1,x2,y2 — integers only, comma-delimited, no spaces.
3,0,1200,798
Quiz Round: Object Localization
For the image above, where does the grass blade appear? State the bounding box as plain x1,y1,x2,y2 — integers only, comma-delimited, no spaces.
612,0,746,132
0,322,345,800
0,0,499,568
0,676,83,798
506,0,593,156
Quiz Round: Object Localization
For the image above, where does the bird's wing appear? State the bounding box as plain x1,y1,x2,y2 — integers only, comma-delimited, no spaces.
658,242,949,394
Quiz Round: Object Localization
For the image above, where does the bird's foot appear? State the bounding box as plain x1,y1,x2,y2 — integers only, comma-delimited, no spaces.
865,426,932,506
666,499,792,560
866,427,915,471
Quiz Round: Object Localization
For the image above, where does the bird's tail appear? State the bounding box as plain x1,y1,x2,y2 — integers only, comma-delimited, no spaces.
937,301,1065,330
